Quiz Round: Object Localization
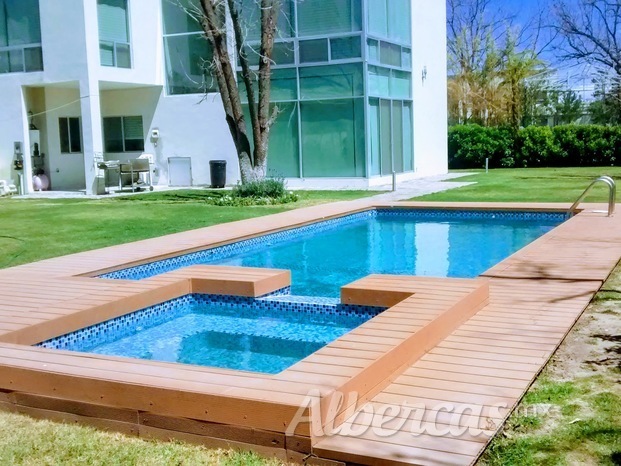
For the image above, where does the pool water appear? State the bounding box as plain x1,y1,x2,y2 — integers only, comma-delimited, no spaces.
103,210,565,297
217,215,561,297
40,295,381,374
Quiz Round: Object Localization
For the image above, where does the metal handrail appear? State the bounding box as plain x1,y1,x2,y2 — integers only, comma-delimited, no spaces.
569,175,616,217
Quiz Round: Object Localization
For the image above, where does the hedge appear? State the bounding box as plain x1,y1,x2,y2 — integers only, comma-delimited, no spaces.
449,124,621,168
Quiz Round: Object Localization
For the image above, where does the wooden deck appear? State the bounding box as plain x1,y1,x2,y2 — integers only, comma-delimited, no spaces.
0,200,619,465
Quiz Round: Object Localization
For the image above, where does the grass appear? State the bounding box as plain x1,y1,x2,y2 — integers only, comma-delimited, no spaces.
0,411,284,466
0,190,376,268
413,167,621,203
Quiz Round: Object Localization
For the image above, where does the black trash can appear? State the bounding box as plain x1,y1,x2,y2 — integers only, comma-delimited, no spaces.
209,160,227,188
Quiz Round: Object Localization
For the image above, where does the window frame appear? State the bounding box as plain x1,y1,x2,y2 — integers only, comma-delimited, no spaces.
103,115,145,153
97,0,132,68
58,117,83,154
0,0,44,74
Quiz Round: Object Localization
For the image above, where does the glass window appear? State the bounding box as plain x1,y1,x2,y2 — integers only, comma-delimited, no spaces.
239,68,297,103
368,66,390,97
162,0,202,34
388,0,411,44
391,70,411,98
299,39,328,63
164,34,217,94
24,46,43,71
59,117,82,154
299,63,363,99
380,99,392,175
239,0,294,41
298,0,361,37
98,0,131,68
103,117,124,152
273,41,295,65
403,102,413,171
301,99,365,177
103,116,144,152
368,99,380,176
266,103,300,177
402,48,412,69
0,0,41,47
123,116,144,151
271,68,297,101
392,102,403,173
380,41,401,67
330,36,361,60
0,0,43,74
368,0,387,37
367,39,379,62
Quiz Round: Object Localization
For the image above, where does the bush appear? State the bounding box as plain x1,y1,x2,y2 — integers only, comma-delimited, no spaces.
515,126,559,168
232,178,287,198
449,124,621,169
448,125,514,169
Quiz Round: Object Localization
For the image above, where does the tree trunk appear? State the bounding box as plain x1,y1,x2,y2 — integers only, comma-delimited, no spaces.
199,0,280,185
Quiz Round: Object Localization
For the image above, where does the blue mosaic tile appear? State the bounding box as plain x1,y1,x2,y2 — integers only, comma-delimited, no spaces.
38,293,386,352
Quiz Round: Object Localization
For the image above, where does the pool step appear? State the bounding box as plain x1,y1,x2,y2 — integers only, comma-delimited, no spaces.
288,276,489,437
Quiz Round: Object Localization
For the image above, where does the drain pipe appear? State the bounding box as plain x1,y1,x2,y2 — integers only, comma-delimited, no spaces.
392,171,397,192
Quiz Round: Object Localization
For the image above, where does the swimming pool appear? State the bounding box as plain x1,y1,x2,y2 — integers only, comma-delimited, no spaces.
38,294,384,374
102,209,567,297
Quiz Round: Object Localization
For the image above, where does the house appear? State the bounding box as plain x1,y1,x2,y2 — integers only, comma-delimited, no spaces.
0,0,448,194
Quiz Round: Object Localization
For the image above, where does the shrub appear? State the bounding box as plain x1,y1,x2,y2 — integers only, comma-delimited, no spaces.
232,178,287,198
515,126,559,168
448,125,514,169
449,124,621,168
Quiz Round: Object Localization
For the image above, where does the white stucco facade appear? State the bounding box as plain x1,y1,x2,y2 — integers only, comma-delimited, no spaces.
0,0,447,194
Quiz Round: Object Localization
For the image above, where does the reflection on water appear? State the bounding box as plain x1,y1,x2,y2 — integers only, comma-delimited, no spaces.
213,216,559,297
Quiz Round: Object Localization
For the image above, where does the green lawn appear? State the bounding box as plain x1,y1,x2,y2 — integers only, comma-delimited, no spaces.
413,167,621,203
0,190,375,269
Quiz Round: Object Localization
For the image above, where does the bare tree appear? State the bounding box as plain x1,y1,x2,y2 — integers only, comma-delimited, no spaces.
191,0,280,183
555,0,621,77
447,0,553,127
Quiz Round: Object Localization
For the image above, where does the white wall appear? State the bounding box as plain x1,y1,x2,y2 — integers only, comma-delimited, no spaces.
411,1,449,176
100,88,239,186
43,87,86,190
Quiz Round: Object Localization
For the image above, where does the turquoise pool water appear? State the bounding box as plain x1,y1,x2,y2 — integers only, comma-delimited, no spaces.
39,295,381,374
102,210,565,297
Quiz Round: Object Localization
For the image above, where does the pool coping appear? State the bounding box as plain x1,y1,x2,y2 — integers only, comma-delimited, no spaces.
0,199,620,465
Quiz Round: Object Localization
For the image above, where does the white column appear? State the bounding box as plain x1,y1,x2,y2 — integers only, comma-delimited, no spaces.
19,88,34,194
79,79,103,195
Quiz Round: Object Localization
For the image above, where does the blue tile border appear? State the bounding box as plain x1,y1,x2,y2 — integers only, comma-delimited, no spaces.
98,208,568,282
37,293,386,352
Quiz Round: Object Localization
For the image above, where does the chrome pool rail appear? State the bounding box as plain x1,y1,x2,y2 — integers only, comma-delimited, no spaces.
569,175,616,217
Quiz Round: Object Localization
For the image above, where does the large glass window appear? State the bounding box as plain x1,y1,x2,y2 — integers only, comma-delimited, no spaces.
59,117,82,154
98,0,131,68
0,0,43,74
266,103,300,177
297,0,361,37
299,64,363,99
164,34,217,95
368,99,381,176
103,116,144,152
162,0,218,95
301,99,365,177
380,99,392,175
368,0,411,44
240,0,294,41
